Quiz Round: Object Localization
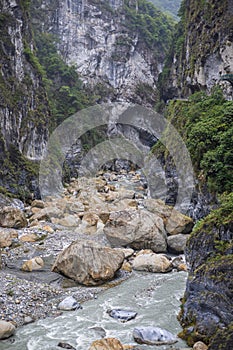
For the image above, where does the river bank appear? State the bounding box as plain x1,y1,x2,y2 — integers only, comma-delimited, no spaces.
0,270,190,350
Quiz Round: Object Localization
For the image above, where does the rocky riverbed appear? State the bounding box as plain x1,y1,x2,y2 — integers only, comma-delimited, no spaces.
0,170,203,349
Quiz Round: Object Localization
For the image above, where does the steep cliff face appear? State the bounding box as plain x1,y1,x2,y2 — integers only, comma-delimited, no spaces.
0,0,50,197
161,0,233,100
178,193,233,348
0,0,49,160
31,0,173,105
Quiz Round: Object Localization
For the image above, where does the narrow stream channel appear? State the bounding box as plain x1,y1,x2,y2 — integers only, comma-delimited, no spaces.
0,271,188,349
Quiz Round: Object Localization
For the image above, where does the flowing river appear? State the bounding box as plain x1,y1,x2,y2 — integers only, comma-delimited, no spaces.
0,271,188,350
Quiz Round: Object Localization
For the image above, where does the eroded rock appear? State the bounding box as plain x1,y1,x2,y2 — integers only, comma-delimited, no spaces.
167,234,190,254
21,257,44,272
0,207,27,229
143,199,194,235
52,240,124,286
58,296,81,311
104,209,167,252
107,309,137,322
133,326,177,345
132,253,172,273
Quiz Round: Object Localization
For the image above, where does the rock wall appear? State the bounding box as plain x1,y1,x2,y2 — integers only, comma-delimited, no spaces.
161,0,233,100
178,194,233,348
31,0,171,105
0,0,49,160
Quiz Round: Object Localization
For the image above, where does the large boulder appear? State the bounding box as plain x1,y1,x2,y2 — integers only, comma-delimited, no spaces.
132,252,172,273
0,206,27,228
52,240,125,286
104,209,167,253
0,320,16,340
143,199,194,235
167,234,190,254
0,229,18,248
107,309,137,322
133,326,177,345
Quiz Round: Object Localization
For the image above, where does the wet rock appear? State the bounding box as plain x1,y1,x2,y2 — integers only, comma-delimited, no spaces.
89,338,124,350
58,342,76,349
23,316,34,325
193,341,208,350
132,253,172,273
89,326,106,338
0,207,27,229
58,296,81,311
0,229,18,248
0,320,16,340
143,199,194,235
52,240,125,286
104,209,167,252
133,326,177,345
21,257,44,272
167,234,190,254
107,309,137,322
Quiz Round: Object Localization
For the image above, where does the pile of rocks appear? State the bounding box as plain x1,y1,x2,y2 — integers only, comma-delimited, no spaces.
0,171,194,342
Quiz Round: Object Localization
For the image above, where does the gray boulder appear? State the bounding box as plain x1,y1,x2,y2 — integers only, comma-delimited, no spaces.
52,240,124,286
133,326,177,345
104,209,167,252
107,309,137,322
167,234,190,254
58,296,81,311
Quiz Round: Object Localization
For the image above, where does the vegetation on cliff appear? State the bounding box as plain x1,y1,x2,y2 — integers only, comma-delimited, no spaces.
159,0,233,98
124,0,174,54
34,33,94,127
0,0,49,199
149,0,181,20
178,193,233,347
156,60,232,347
153,87,233,195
